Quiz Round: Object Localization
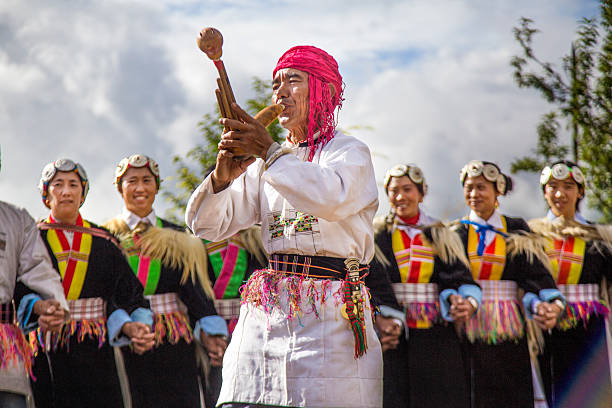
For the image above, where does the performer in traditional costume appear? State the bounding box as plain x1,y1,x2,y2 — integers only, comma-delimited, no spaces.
371,163,480,408
0,192,69,408
186,45,382,407
105,154,228,408
529,160,612,407
454,160,565,408
30,158,155,408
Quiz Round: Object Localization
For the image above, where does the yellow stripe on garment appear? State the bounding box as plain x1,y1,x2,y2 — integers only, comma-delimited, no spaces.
67,220,92,300
392,229,411,283
45,219,92,300
545,236,586,284
467,216,507,281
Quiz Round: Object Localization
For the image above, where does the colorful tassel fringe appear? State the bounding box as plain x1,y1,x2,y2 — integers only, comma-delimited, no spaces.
405,302,440,329
153,312,193,346
0,323,34,376
342,280,367,358
240,269,369,357
465,300,525,344
558,301,610,330
30,318,107,354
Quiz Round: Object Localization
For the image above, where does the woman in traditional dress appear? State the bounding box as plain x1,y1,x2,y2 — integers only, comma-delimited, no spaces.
30,158,154,408
455,160,564,408
104,154,228,408
530,160,612,407
371,163,481,408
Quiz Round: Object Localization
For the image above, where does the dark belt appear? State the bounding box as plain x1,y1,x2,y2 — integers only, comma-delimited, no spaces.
268,254,369,280
0,302,16,324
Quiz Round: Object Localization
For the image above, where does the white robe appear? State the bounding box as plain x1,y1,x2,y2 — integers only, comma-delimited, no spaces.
186,131,382,407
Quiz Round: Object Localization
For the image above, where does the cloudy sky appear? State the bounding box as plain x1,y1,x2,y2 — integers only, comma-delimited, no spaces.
0,0,602,224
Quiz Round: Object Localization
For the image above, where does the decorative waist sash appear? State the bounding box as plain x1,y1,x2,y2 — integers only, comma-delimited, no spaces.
465,280,524,344
214,298,242,321
242,253,369,358
392,282,440,329
0,302,33,375
32,297,108,353
268,254,369,280
146,292,192,345
556,283,609,330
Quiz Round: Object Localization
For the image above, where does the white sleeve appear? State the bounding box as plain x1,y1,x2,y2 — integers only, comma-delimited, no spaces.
185,161,262,241
262,138,377,222
15,208,69,311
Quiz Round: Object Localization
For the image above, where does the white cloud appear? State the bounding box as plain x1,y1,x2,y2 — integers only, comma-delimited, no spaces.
0,0,602,223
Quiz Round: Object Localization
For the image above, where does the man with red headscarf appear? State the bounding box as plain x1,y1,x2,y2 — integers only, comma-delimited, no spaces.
186,46,382,407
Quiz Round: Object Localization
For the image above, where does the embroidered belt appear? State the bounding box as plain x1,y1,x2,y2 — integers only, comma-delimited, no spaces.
0,302,15,324
69,297,105,320
478,279,518,301
146,292,187,315
268,253,369,280
557,284,599,303
392,283,438,307
214,298,242,321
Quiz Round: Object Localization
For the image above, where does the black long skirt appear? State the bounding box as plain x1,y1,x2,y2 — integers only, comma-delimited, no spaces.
538,316,612,408
122,339,202,408
465,337,534,408
31,337,124,408
383,324,469,408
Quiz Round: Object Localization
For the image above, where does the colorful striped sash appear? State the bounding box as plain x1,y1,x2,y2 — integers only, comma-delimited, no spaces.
206,234,248,299
45,214,92,300
391,229,434,283
392,282,439,329
465,280,524,343
146,292,193,345
467,217,507,281
123,218,163,296
545,237,586,284
556,283,609,329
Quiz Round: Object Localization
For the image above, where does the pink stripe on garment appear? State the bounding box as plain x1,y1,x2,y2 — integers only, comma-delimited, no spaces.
213,245,239,299
137,255,151,287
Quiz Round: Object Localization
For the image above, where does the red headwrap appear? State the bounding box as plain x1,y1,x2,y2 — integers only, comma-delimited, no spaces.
273,46,344,161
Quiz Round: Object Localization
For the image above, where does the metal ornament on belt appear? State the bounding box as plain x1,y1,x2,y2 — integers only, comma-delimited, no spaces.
341,258,364,322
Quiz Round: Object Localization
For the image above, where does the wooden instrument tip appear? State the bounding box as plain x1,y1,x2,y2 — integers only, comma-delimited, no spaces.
197,27,223,60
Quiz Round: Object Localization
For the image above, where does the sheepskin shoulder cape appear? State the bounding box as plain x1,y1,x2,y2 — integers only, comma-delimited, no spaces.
103,217,214,298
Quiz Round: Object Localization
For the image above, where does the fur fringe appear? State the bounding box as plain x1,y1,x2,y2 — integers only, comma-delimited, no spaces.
423,225,470,268
464,300,525,344
505,232,552,273
528,217,612,255
105,217,214,299
239,225,268,267
0,323,33,376
374,243,391,268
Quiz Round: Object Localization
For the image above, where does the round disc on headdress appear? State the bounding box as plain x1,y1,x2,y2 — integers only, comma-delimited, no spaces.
496,174,507,195
483,163,500,182
467,160,484,178
540,166,552,185
115,157,130,180
571,166,585,184
551,163,570,180
408,166,424,184
41,162,58,184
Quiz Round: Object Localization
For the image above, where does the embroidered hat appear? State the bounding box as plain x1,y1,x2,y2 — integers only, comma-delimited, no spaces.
114,154,161,192
540,161,585,187
460,160,511,195
384,163,428,195
39,159,89,207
